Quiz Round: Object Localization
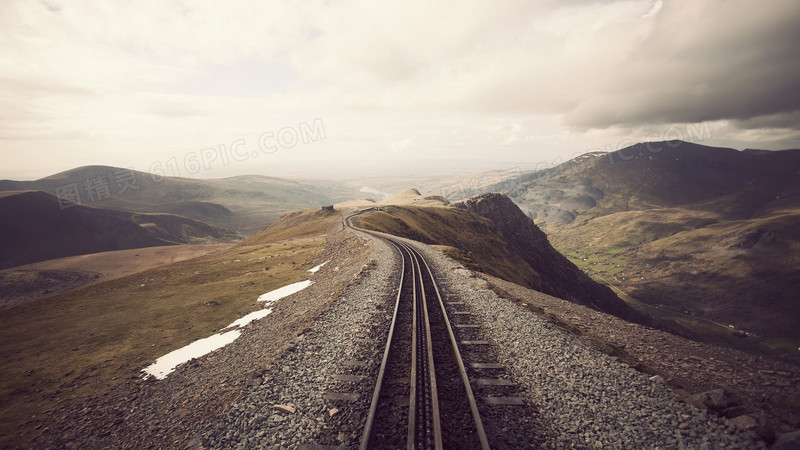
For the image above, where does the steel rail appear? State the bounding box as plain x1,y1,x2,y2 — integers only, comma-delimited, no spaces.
417,244,490,449
357,236,406,450
399,240,443,450
346,211,487,450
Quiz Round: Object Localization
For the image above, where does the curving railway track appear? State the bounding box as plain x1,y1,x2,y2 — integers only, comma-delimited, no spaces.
345,211,490,450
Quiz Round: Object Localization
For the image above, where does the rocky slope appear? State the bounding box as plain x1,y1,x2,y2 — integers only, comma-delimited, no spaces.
453,193,648,324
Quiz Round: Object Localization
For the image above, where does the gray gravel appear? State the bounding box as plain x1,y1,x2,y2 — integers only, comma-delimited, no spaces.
200,229,400,449
403,236,766,449
201,227,766,449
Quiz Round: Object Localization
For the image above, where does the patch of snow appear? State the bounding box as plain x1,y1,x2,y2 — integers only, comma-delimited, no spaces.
143,279,316,380
224,308,273,330
142,330,241,380
308,260,330,273
257,280,313,303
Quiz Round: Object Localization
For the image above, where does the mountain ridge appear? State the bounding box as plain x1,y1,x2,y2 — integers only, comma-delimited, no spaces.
478,140,800,349
354,192,687,333
452,193,650,324
1,165,361,235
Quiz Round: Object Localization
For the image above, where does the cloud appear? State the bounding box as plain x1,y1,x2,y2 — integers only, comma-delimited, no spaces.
564,0,800,129
1,0,799,179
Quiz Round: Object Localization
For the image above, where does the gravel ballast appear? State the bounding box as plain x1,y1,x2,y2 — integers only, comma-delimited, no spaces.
402,236,766,449
202,229,768,449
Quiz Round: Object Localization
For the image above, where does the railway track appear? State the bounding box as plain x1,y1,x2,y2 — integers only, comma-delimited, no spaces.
345,212,490,449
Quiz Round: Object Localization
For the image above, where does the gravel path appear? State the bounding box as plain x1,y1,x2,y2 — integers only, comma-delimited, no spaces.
402,236,766,449
30,224,372,449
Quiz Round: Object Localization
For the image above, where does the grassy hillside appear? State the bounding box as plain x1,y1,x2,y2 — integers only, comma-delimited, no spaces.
353,198,661,332
354,205,541,287
0,208,340,448
0,191,170,269
550,206,800,348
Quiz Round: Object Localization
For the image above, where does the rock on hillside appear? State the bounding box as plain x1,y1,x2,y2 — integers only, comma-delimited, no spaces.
454,193,645,323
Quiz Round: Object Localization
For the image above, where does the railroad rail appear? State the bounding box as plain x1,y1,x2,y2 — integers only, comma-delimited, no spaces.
345,211,489,449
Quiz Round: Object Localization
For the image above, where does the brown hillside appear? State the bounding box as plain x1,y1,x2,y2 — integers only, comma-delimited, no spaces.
0,191,170,269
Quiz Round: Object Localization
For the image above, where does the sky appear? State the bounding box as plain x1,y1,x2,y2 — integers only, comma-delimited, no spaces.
1,0,799,180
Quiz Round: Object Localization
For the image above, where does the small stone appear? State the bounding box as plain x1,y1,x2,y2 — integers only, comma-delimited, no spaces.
731,415,758,431
273,404,296,414
329,408,339,417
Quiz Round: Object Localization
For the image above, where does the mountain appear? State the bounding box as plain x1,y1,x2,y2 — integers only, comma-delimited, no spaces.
494,141,800,224
452,193,644,323
483,141,800,349
0,166,360,235
379,188,450,207
0,191,234,269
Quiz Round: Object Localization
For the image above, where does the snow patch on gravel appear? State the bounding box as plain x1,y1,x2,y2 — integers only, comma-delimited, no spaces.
258,280,313,302
308,261,329,273
142,330,241,380
144,279,315,380
224,309,273,330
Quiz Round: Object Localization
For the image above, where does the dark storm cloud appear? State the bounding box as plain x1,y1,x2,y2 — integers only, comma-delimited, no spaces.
565,0,800,130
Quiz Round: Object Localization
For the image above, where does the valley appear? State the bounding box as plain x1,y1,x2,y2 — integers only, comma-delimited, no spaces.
467,141,800,352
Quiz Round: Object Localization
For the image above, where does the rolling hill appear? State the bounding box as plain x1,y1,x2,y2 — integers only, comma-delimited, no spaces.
0,166,360,235
481,141,800,350
0,190,234,269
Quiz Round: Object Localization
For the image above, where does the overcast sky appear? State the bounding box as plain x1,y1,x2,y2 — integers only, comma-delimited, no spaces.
2,0,799,180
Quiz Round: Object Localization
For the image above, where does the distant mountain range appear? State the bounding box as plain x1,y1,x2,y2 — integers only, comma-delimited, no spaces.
477,141,800,348
0,166,360,268
2,145,798,350
0,165,359,236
